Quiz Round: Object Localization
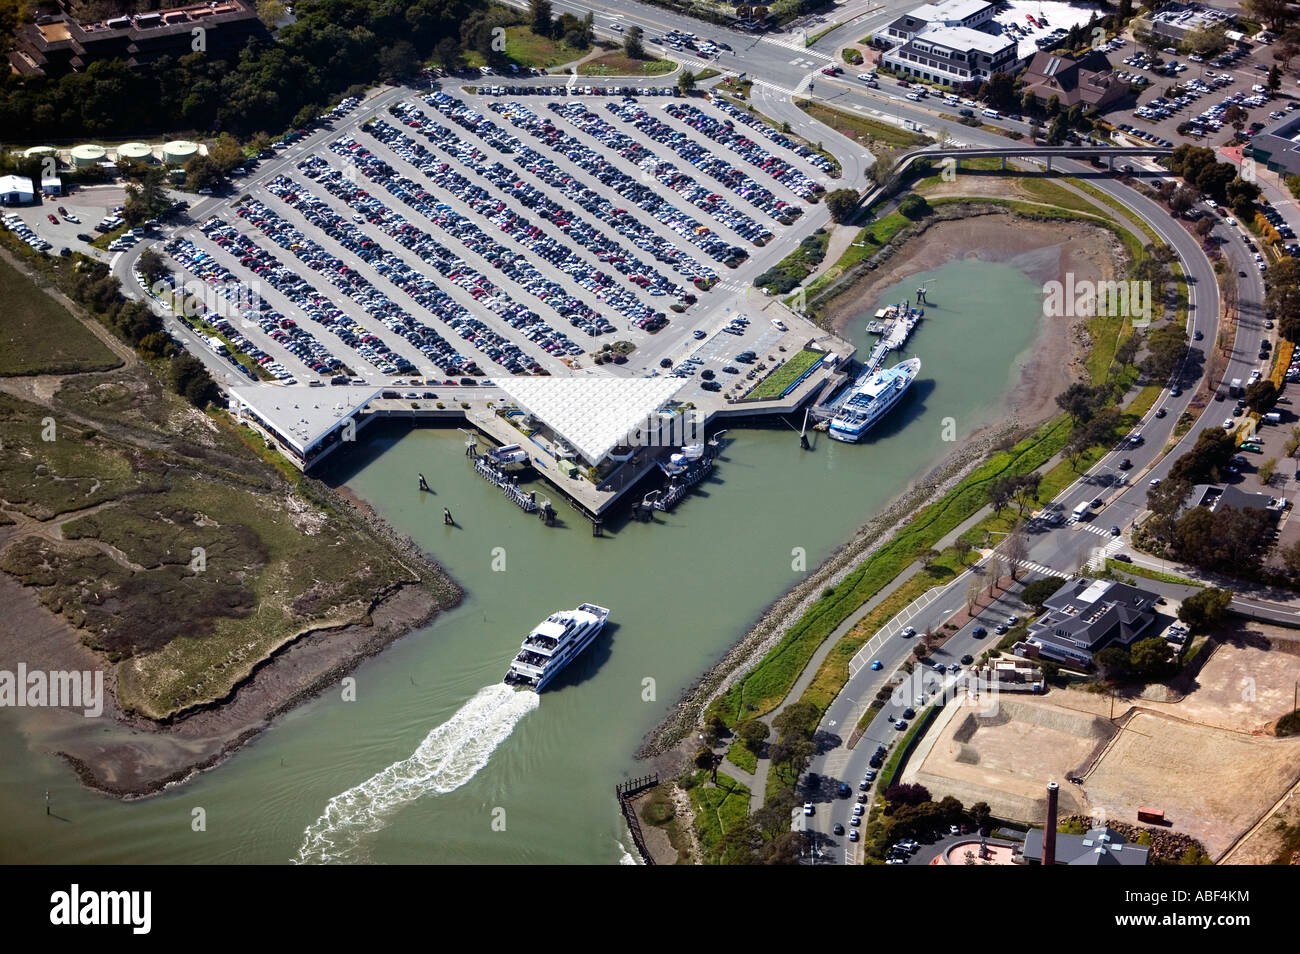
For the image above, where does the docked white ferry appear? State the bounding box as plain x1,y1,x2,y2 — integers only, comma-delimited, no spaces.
828,357,921,443
503,603,611,691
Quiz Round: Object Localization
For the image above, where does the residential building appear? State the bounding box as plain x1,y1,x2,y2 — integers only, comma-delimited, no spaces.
1013,577,1161,666
880,0,1017,85
1019,50,1129,111
8,0,268,78
1131,2,1235,45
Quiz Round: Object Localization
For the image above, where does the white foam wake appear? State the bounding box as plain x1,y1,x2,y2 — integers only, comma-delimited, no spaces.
295,684,539,863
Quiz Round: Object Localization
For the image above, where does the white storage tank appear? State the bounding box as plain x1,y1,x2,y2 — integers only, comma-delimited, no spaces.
163,140,199,164
70,144,106,168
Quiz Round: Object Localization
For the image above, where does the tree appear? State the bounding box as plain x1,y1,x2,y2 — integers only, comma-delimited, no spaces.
694,746,719,783
1259,457,1278,486
979,71,1017,111
168,353,220,408
825,188,859,223
969,801,993,832
1178,586,1232,630
677,69,697,92
1281,539,1300,575
897,194,930,220
1181,23,1229,60
966,573,983,613
1269,64,1283,91
434,36,464,72
1169,427,1234,484
920,548,941,570
123,167,168,225
1095,646,1132,681
183,155,223,193
1129,636,1175,680
377,40,420,81
1004,525,1029,580
738,719,769,752
1140,323,1188,383
530,0,553,37
883,782,931,807
772,701,818,740
1244,0,1295,32
582,11,594,45
953,538,972,564
1055,382,1102,423
624,24,644,59
1245,379,1278,413
1021,576,1066,611
137,248,167,285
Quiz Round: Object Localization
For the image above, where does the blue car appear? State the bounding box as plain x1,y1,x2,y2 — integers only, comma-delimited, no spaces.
871,660,883,671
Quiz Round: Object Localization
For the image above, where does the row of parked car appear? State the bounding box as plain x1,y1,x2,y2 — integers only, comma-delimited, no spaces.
385,99,680,324
263,173,561,374
666,102,824,204
294,153,582,367
487,98,721,281
2,213,51,251
711,98,837,176
162,232,335,383
342,124,638,342
474,84,679,98
604,100,776,242
548,100,752,266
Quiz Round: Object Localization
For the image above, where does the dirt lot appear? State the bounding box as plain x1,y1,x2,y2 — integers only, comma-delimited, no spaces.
904,696,1111,823
909,631,1300,859
1084,710,1300,858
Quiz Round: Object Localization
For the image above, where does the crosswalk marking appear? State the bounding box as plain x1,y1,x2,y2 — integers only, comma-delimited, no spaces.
764,36,834,59
1011,558,1058,577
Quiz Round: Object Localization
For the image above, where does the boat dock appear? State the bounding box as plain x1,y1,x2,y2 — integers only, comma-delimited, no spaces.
812,302,922,422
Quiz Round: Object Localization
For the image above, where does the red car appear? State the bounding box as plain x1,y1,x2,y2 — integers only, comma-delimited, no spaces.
47,214,58,225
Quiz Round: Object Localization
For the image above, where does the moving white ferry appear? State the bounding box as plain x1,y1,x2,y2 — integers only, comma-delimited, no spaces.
828,357,921,443
503,603,611,691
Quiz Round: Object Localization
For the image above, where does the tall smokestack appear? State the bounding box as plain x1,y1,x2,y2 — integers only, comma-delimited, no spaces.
1044,782,1060,866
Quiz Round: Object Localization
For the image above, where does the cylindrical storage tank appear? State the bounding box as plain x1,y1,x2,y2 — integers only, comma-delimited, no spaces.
23,145,57,160
70,144,106,167
163,140,199,164
117,142,154,163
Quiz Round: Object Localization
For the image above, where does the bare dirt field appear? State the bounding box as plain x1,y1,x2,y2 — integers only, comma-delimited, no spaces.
904,696,1111,823
909,631,1300,859
1084,710,1300,858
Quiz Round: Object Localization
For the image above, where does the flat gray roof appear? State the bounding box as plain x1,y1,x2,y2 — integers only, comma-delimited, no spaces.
231,384,382,456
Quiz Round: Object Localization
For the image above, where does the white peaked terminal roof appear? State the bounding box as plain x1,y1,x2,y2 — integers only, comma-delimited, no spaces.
496,376,684,464
230,384,382,456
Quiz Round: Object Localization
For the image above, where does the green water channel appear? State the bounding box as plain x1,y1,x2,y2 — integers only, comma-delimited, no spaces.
0,258,1047,863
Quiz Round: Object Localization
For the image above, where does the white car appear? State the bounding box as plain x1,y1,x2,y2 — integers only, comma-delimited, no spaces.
803,802,814,816
772,319,787,331
610,23,624,31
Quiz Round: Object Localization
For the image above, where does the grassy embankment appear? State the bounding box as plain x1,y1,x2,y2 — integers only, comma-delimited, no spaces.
686,770,752,864
0,255,120,376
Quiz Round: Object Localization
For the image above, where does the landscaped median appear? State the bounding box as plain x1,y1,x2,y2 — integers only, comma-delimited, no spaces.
744,348,825,400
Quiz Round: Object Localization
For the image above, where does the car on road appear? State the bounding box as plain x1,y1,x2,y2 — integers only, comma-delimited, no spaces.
960,654,974,664
833,823,845,835
1114,553,1133,562
1171,386,1181,396
803,802,814,816
871,659,882,670
972,626,987,638
1111,525,1121,536
692,329,706,339
1193,329,1204,340
903,707,916,719
901,626,916,637
1150,478,1161,487
994,623,1007,634
1224,418,1235,430
895,719,908,729
659,357,672,368
1155,407,1167,418
1118,457,1132,470
849,829,860,842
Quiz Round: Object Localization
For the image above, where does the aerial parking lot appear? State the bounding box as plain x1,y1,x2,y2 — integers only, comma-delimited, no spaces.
151,84,836,390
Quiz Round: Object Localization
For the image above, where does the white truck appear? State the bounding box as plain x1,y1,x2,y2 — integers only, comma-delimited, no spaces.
1071,501,1091,521
1229,377,1243,396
